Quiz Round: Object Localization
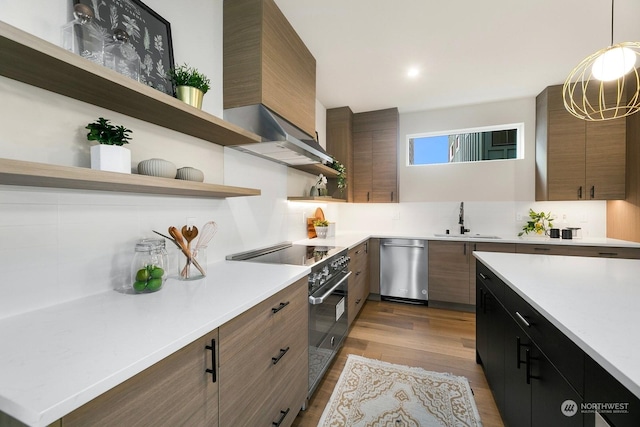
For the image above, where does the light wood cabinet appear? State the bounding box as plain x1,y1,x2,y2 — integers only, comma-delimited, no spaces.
218,279,308,427
517,243,640,259
352,108,399,203
536,85,626,201
63,329,219,427
348,241,369,327
429,241,515,305
223,0,316,137
326,107,354,201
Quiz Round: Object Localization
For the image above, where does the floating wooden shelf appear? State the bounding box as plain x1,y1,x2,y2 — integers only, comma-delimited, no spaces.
0,158,261,198
290,163,339,177
287,196,346,203
0,21,261,147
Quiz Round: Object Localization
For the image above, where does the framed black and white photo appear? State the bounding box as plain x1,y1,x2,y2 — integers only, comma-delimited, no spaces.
73,0,175,96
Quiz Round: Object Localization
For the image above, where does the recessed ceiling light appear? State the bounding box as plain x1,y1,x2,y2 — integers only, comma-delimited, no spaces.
407,67,420,78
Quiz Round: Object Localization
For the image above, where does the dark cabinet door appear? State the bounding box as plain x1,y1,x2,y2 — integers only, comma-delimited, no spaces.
503,318,532,427
531,344,584,427
476,281,505,412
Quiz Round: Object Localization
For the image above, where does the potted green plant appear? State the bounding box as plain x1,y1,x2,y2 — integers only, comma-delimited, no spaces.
313,219,330,239
168,63,211,109
330,158,347,198
518,209,554,236
85,117,132,173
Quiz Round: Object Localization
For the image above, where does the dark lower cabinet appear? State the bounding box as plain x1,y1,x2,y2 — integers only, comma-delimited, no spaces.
476,280,505,411
584,356,640,427
476,259,608,427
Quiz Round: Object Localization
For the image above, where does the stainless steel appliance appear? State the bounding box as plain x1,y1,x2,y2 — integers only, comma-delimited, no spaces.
379,239,428,304
227,242,350,398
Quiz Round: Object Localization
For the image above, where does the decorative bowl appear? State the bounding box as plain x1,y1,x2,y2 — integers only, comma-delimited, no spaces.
137,158,177,178
176,167,205,182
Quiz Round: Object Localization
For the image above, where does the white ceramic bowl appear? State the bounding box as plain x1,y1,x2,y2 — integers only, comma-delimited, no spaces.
137,159,177,178
176,167,205,182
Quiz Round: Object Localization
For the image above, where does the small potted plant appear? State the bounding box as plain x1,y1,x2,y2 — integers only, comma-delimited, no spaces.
313,219,330,239
168,63,211,109
85,117,132,173
518,209,554,236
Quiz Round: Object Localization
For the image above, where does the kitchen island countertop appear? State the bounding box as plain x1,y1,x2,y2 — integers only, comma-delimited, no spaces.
0,261,309,427
474,251,640,400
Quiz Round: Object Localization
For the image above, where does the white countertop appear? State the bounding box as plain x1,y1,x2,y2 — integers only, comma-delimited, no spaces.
474,252,640,399
0,261,309,427
296,231,640,249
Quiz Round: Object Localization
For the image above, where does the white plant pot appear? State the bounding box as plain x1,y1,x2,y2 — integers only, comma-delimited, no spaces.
90,145,131,174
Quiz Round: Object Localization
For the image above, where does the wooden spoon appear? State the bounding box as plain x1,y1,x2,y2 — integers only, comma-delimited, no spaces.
181,225,199,251
169,226,206,277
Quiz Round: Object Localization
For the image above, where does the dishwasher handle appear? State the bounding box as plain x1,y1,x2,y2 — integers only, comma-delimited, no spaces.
309,271,352,305
382,242,425,249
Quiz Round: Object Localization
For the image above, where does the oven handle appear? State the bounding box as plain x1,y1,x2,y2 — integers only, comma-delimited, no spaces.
309,271,352,305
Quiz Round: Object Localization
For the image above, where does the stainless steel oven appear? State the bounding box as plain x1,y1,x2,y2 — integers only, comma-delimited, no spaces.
227,242,350,398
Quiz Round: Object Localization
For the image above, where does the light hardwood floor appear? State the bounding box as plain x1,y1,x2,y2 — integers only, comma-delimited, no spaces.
292,300,504,426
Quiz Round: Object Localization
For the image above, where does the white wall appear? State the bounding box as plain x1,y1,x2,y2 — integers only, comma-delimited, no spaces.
0,0,312,319
399,97,536,201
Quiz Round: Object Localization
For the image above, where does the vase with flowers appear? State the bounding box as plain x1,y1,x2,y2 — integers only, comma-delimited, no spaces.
310,173,328,197
518,209,554,237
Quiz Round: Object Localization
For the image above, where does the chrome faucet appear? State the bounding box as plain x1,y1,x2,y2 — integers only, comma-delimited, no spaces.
459,202,470,234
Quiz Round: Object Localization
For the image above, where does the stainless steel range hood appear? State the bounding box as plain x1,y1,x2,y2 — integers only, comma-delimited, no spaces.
224,104,333,166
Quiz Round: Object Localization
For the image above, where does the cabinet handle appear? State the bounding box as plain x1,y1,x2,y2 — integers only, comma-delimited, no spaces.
391,191,394,202
515,311,531,328
534,247,550,252
590,185,595,199
479,272,489,280
356,298,362,304
578,186,583,199
516,336,528,370
598,252,618,257
365,241,368,253
367,191,370,202
355,250,362,254
271,347,290,365
356,271,361,276
272,408,290,426
205,339,216,383
271,301,289,314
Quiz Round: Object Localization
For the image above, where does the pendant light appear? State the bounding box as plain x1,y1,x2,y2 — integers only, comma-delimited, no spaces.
563,0,640,121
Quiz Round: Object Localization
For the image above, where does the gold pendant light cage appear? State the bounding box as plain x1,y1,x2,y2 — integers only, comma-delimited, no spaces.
563,42,640,121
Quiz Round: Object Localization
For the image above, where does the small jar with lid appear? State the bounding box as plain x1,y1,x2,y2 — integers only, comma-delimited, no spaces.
131,238,168,293
61,3,105,65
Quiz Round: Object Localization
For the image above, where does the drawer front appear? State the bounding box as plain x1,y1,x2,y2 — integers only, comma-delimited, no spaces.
503,285,584,395
271,285,308,380
516,244,571,256
565,245,640,259
348,273,367,325
267,351,309,427
220,278,306,364
476,261,504,302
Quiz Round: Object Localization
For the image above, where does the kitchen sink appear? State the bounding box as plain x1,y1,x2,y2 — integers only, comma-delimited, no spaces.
434,233,502,239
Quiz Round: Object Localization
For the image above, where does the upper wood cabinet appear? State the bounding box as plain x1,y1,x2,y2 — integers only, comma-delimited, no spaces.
326,107,354,201
536,85,626,201
352,108,399,203
223,0,317,137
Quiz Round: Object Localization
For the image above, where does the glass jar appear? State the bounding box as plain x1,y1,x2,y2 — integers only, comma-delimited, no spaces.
177,245,207,281
61,3,105,65
131,239,168,293
104,29,141,82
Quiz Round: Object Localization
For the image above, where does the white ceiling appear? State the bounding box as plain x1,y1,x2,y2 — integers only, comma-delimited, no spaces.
274,0,640,114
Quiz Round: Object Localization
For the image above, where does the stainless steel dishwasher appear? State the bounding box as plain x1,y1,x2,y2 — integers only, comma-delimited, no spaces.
379,239,428,304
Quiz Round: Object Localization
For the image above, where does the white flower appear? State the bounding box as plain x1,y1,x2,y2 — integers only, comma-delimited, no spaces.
316,173,327,188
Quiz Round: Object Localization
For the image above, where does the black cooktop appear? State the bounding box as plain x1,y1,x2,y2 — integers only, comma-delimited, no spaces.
227,243,345,267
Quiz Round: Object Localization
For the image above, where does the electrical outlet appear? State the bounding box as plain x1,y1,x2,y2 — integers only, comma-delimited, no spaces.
186,217,197,228
516,213,523,221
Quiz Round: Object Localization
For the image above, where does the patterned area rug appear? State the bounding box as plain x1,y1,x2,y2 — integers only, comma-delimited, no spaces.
318,355,483,427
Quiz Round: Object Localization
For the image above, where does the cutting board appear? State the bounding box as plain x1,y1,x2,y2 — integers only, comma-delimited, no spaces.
307,217,317,238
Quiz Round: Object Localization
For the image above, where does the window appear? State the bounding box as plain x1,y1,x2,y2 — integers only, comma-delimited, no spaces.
408,123,523,165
